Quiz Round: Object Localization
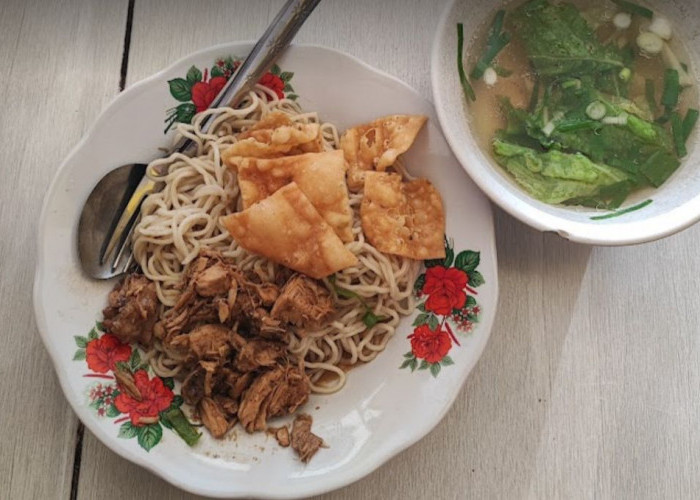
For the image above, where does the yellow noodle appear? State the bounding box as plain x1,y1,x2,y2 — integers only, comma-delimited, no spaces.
133,85,420,393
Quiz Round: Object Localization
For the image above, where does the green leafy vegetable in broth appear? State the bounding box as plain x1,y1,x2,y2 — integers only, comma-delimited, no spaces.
493,139,629,205
462,0,700,209
510,0,625,78
500,76,678,188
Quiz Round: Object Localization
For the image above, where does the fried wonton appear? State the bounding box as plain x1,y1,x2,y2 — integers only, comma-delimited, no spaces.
242,110,294,134
221,183,358,279
341,114,427,190
223,111,323,162
229,150,354,242
360,172,445,260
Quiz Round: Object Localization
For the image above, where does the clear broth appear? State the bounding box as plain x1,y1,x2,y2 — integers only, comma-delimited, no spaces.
467,0,699,158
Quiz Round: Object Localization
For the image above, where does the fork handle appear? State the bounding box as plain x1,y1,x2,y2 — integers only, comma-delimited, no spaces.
174,0,322,155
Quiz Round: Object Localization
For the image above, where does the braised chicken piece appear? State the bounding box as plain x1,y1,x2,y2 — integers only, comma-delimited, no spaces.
181,361,225,405
235,339,286,372
238,369,285,433
181,367,206,405
194,261,232,297
269,426,291,447
188,324,231,361
238,365,310,433
198,397,229,438
105,249,328,458
226,370,255,400
291,414,324,462
214,395,239,419
157,249,285,344
253,311,287,342
103,274,159,346
265,365,311,419
271,274,334,329
200,360,221,399
164,333,191,359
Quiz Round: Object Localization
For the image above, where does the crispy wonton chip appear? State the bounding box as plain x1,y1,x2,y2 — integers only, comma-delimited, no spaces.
223,111,323,162
360,172,445,260
241,110,294,133
229,150,353,242
341,114,427,190
221,183,358,279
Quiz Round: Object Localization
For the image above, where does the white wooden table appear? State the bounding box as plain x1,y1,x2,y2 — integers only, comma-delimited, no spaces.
4,1,700,498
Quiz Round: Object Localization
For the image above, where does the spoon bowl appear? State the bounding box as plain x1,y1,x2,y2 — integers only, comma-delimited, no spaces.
77,163,147,279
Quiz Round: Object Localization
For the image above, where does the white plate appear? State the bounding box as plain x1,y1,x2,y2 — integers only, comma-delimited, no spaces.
432,0,700,246
34,43,498,499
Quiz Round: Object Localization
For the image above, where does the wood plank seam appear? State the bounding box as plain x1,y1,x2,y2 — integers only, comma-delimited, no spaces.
70,1,136,498
120,0,136,91
70,425,85,500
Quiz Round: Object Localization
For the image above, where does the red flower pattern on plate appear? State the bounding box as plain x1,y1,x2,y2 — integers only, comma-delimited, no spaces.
258,72,285,99
191,69,227,112
401,239,485,377
409,324,452,363
74,322,200,452
114,370,174,426
422,266,468,316
86,334,132,373
165,56,296,133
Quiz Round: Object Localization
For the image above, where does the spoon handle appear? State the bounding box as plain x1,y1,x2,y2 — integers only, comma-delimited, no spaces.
175,0,322,155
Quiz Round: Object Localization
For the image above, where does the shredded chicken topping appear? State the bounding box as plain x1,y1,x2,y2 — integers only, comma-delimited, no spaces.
103,249,330,461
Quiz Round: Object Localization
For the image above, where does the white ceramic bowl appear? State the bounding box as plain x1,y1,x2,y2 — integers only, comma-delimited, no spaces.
432,0,700,245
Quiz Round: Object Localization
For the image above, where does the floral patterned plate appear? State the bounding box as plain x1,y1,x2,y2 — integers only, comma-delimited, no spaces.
34,43,498,499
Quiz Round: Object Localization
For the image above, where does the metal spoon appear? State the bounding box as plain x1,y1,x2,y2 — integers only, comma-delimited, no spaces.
78,0,321,280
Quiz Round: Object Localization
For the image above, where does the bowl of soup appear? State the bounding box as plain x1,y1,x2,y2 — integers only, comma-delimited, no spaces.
432,0,700,245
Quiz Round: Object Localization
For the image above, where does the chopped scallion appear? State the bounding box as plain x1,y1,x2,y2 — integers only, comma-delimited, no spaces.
470,10,511,80
662,43,694,87
648,15,673,41
661,69,680,111
542,120,556,137
562,79,581,90
613,12,632,30
492,64,513,77
645,79,658,115
483,67,498,86
328,276,389,329
362,310,388,329
160,408,201,446
586,101,607,120
671,112,687,157
611,0,653,19
590,199,654,220
457,23,476,102
637,32,664,55
602,113,629,126
682,108,699,142
555,120,602,133
528,78,540,113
